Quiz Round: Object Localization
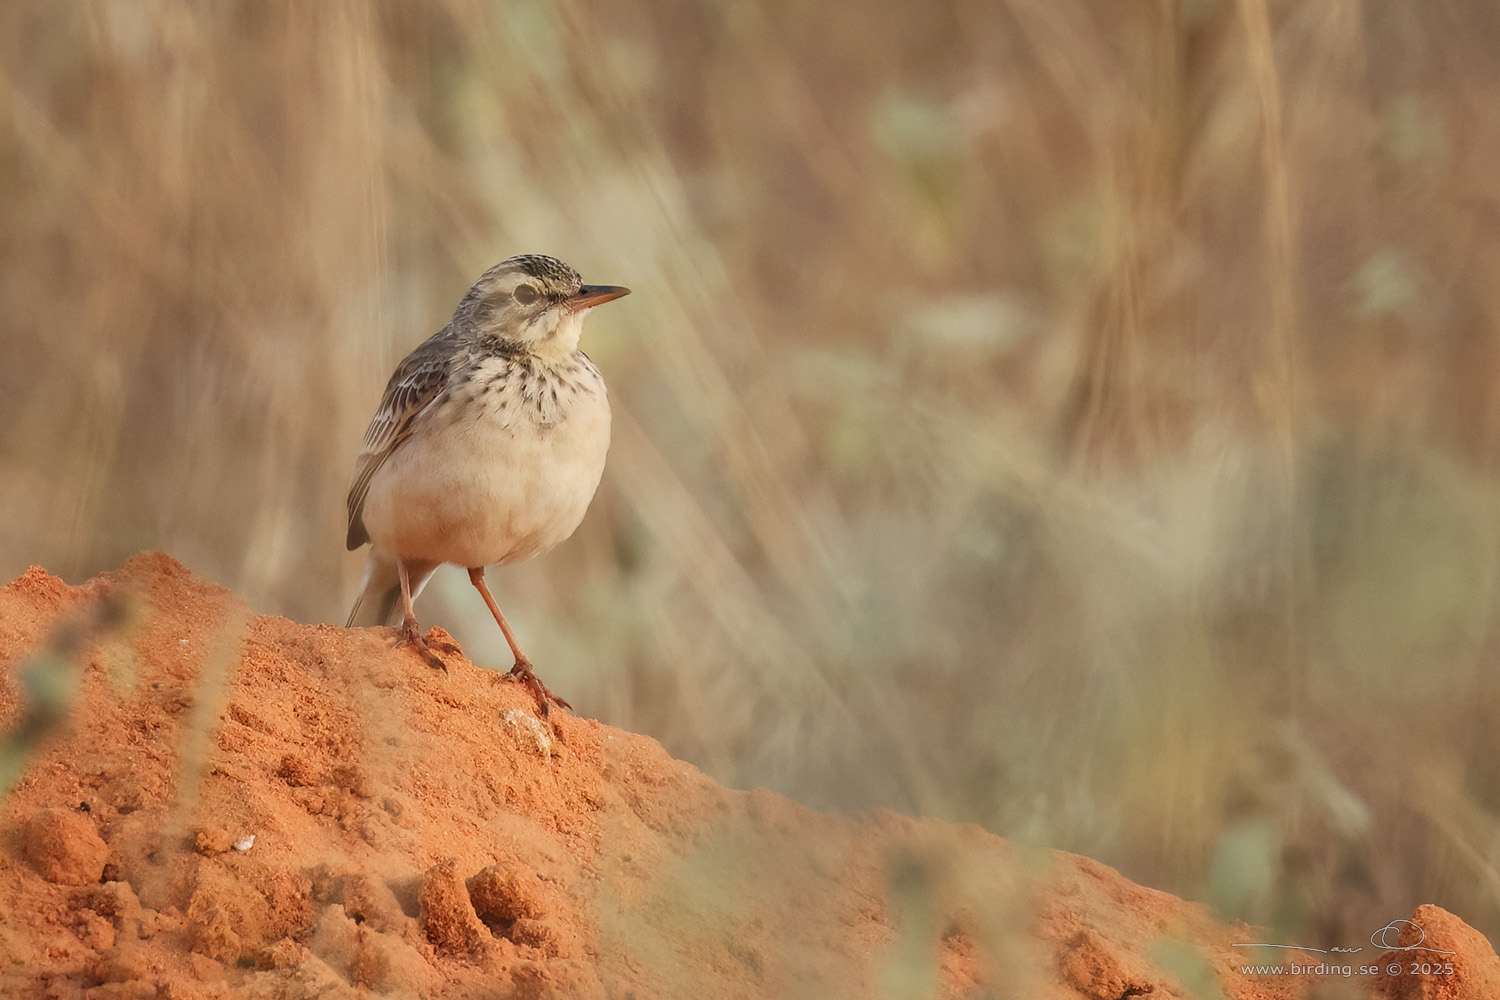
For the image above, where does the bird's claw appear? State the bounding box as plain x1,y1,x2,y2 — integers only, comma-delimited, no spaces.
505,659,571,716
393,619,450,672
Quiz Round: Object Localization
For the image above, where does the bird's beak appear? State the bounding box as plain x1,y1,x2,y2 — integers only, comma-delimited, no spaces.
567,285,631,311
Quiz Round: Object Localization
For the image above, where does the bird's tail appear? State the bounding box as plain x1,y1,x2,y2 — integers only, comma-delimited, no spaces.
346,550,439,628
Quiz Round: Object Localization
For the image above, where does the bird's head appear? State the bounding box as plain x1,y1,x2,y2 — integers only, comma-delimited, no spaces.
453,254,629,358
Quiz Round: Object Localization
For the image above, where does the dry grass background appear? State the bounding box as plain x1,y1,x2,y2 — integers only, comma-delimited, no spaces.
4,0,1500,956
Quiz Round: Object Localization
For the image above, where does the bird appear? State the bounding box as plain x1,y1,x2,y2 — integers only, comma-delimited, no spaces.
345,253,628,714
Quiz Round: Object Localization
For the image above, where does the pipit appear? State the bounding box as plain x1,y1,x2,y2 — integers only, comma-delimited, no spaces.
345,254,628,714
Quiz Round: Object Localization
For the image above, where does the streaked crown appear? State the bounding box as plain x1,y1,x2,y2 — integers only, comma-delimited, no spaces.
451,254,627,357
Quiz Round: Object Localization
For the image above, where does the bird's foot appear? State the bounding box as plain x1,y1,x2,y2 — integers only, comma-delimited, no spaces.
505,659,571,717
393,617,452,672
424,627,464,657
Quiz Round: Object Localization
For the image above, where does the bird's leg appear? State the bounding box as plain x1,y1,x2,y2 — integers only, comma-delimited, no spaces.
394,558,451,670
467,567,571,716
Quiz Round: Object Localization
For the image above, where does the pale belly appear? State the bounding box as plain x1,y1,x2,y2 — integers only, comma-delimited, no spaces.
360,389,611,569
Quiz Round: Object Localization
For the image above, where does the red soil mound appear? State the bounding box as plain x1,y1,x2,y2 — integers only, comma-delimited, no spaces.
0,553,1494,998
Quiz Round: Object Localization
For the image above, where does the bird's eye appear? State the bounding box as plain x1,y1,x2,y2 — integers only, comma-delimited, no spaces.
513,284,539,305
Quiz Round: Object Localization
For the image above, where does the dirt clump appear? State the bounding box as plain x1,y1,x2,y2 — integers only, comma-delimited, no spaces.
1371,904,1500,1000
21,807,110,886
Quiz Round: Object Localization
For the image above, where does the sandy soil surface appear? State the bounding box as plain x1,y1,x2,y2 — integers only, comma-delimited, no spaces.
0,553,1495,999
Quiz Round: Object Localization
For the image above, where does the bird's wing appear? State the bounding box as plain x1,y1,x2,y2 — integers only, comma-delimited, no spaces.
346,332,457,550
